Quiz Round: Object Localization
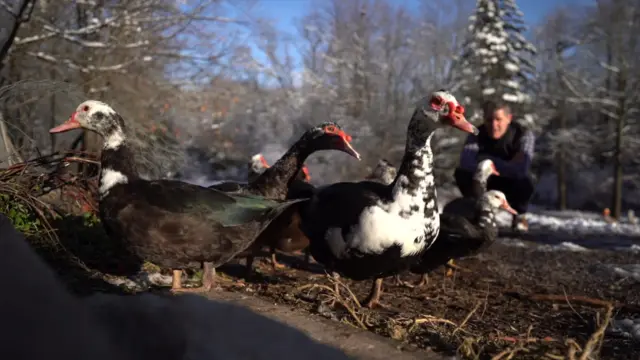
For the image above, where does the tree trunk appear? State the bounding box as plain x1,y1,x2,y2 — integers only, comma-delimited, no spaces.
554,44,568,210
76,1,101,178
611,71,626,220
0,0,33,69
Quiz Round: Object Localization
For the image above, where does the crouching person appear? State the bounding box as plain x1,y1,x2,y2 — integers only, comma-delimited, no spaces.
455,100,536,232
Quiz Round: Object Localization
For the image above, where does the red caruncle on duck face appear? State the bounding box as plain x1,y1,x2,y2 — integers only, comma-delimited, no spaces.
428,92,479,135
318,123,361,160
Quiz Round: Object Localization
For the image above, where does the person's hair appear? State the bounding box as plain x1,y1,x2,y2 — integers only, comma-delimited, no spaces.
482,100,512,117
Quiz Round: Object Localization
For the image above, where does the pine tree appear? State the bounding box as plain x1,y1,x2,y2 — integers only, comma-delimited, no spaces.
455,0,537,124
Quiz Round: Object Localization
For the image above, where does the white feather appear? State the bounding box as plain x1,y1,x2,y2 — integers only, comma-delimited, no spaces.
99,168,128,197
104,131,125,150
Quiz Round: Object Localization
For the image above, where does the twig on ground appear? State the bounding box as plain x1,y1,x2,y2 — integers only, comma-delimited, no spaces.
296,281,367,330
504,291,639,311
578,304,613,360
453,301,481,335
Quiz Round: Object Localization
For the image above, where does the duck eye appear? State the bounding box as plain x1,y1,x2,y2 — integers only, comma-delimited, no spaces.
325,125,336,133
83,105,90,112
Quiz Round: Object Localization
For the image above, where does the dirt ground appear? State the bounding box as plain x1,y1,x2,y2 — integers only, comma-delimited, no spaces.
208,238,640,360
39,221,640,360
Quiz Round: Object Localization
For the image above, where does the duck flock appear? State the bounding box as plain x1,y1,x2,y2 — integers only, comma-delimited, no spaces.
43,89,518,309
0,88,528,359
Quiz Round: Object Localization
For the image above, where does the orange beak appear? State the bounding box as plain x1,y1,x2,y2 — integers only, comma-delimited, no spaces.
446,101,478,135
260,155,270,168
491,163,500,176
50,112,81,133
501,199,518,215
302,166,311,182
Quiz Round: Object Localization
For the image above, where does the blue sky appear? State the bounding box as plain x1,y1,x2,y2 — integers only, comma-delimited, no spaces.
243,0,594,71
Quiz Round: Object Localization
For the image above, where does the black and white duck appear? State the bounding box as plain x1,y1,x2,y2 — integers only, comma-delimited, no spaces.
397,190,517,288
212,124,360,276
365,159,397,185
441,159,499,218
299,90,479,308
49,100,305,293
439,159,498,274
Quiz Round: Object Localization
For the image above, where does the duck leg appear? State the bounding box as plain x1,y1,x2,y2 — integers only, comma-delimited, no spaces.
245,254,255,279
270,247,286,270
171,269,183,290
170,262,215,293
362,278,391,309
445,259,455,277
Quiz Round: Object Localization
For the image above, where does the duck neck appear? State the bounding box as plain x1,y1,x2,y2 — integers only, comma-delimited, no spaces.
470,177,488,198
389,114,439,222
249,144,309,200
98,128,138,198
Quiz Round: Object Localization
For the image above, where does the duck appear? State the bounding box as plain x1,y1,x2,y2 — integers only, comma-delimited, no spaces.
299,90,479,308
365,159,397,185
49,100,305,293
441,159,499,218
248,153,311,183
0,213,354,360
439,159,498,275
396,190,517,288
244,153,313,272
210,124,360,277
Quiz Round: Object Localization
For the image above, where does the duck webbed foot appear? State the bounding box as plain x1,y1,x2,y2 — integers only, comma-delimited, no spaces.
393,274,416,288
414,273,428,287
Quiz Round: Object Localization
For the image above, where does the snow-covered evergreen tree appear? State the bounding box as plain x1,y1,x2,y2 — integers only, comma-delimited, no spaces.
454,0,537,125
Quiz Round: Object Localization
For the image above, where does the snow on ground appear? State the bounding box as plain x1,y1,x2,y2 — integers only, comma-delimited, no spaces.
610,315,640,342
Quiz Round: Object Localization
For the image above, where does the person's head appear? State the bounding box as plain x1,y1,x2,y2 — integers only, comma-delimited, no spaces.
483,101,512,139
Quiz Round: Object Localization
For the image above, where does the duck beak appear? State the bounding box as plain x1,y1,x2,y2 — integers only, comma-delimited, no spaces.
302,166,311,182
260,156,270,168
501,200,518,215
491,164,500,176
338,133,361,160
446,102,478,135
50,112,81,133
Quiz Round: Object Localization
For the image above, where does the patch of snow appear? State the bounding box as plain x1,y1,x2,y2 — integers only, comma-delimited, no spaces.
538,242,588,252
609,317,640,341
525,213,640,236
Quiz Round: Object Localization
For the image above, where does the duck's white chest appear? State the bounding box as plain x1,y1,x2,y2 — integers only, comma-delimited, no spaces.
340,189,440,257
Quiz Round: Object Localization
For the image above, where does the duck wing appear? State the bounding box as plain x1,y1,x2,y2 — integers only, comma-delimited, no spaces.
125,179,304,227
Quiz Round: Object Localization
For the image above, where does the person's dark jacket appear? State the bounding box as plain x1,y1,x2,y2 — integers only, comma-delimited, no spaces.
459,121,535,179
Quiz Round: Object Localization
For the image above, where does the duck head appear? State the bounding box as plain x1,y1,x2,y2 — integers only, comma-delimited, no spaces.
482,190,517,215
49,100,125,150
473,159,499,182
50,100,122,136
300,122,360,160
249,153,270,173
410,90,479,138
